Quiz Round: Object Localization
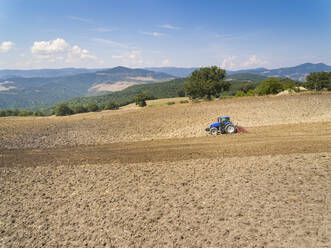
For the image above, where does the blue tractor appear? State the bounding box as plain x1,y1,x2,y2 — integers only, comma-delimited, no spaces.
205,116,238,135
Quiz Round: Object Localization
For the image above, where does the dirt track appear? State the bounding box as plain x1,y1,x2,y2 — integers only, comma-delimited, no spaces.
1,94,331,247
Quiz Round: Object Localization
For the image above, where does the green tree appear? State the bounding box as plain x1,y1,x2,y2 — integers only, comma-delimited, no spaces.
0,110,6,117
135,92,148,107
240,82,256,93
256,78,285,95
104,101,119,110
55,103,74,116
184,66,230,100
305,71,331,90
176,88,185,97
72,105,88,114
87,103,99,112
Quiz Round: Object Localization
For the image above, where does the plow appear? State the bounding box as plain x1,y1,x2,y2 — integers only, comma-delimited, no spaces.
205,115,247,135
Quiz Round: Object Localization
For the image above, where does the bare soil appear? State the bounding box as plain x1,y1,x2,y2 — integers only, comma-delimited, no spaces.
0,94,331,247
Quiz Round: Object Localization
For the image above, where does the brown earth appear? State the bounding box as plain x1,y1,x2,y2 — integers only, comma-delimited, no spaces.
1,94,331,247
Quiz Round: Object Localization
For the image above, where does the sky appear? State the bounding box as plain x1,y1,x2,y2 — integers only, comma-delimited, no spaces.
0,0,330,70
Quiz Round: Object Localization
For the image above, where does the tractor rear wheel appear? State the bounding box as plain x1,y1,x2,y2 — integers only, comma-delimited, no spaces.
210,127,218,136
225,124,237,134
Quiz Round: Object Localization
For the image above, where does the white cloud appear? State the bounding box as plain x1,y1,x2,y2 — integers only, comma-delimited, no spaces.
112,50,145,66
159,24,180,30
92,38,130,49
162,59,170,66
31,38,69,57
0,41,15,53
221,56,237,70
140,31,164,37
241,55,268,68
66,45,96,63
30,38,97,63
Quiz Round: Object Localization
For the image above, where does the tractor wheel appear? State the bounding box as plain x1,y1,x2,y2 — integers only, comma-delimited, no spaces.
210,127,218,136
225,124,237,134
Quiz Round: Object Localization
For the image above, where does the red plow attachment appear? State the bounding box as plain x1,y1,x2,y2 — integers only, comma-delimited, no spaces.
236,125,248,133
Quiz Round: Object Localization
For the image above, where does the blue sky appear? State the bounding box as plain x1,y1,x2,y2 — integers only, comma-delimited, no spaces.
0,0,330,69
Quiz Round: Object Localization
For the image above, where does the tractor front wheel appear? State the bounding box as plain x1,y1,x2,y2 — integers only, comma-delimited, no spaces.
225,124,237,134
210,127,218,136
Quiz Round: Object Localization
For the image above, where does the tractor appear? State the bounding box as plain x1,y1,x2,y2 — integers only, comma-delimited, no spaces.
205,116,246,135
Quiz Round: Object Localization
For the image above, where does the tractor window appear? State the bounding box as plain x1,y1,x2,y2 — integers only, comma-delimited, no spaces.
221,117,229,123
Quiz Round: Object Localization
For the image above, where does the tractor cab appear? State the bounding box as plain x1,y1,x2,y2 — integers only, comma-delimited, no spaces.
218,116,231,126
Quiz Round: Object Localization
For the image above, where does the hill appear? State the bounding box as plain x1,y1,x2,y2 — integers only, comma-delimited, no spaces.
0,68,100,79
0,67,174,109
147,63,331,81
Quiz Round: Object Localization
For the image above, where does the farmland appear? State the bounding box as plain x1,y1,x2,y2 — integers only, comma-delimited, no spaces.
1,93,331,247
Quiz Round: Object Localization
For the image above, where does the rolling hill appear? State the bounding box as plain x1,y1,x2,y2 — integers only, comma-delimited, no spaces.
147,63,331,81
0,67,174,109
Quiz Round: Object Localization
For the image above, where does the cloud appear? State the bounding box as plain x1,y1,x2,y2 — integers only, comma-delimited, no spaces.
31,38,69,57
92,38,130,49
112,50,144,66
159,24,180,30
68,15,93,23
66,45,96,62
0,41,15,52
162,59,170,66
221,56,237,70
139,31,164,37
30,38,96,63
241,55,268,68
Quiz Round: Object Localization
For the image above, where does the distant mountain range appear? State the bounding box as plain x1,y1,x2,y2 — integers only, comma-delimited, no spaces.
0,67,173,109
147,63,331,81
0,63,330,110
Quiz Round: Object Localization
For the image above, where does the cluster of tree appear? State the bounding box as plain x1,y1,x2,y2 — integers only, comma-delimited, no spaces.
184,66,231,100
235,78,298,96
55,101,119,116
0,109,45,117
304,71,331,90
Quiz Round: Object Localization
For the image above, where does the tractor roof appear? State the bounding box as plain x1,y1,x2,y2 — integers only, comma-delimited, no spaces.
220,116,230,118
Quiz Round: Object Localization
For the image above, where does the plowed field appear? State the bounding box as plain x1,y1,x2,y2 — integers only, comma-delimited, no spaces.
1,94,330,247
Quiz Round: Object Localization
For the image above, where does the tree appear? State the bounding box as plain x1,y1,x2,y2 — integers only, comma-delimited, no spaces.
135,92,148,107
104,101,119,110
240,82,256,93
184,66,230,100
55,103,74,116
87,103,99,112
72,105,88,114
176,88,185,97
305,71,331,90
255,78,285,95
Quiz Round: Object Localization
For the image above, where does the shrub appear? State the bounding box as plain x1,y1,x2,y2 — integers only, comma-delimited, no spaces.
72,105,88,114
176,88,185,97
0,110,6,117
87,104,99,112
305,71,331,90
167,101,175,105
256,78,285,95
235,91,246,97
135,93,148,107
180,100,189,104
34,111,44,116
104,101,119,110
55,103,74,116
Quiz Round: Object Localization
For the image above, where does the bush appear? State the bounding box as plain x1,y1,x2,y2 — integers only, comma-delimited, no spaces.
135,93,148,107
87,104,99,112
167,101,175,105
305,71,331,90
55,103,74,116
0,110,6,117
256,78,285,95
104,101,119,110
72,105,88,114
180,100,189,104
34,111,44,116
176,88,185,97
235,91,246,97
